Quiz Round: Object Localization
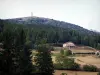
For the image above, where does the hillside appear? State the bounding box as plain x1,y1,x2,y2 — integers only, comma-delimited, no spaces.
0,16,100,49
5,16,99,35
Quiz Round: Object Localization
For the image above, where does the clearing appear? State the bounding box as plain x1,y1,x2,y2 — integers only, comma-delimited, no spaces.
75,56,100,68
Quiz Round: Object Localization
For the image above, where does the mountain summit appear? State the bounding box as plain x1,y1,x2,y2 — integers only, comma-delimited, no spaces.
5,16,99,35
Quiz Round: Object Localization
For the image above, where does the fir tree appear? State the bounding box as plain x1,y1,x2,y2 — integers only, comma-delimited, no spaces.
34,44,54,75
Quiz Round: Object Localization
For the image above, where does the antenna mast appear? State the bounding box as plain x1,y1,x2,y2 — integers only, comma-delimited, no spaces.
31,12,33,17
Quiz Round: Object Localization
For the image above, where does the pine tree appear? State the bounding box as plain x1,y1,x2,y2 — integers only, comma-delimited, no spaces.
16,29,33,75
34,44,54,75
0,29,15,75
0,28,33,75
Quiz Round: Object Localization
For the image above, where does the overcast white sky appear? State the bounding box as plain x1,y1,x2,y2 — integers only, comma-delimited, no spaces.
0,0,100,31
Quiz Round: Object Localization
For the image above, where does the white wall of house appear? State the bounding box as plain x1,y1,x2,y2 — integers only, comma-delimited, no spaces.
63,44,67,48
95,51,100,56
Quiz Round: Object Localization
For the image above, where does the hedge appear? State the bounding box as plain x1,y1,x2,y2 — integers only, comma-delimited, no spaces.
83,65,97,72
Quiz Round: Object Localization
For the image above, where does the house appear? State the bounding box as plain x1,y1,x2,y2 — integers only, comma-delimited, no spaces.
95,50,100,56
63,42,76,50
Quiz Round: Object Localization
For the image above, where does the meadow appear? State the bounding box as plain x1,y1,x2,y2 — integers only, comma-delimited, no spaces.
32,46,100,75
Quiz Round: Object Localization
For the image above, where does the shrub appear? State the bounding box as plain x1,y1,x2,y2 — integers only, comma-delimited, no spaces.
60,50,64,55
71,63,80,70
54,62,80,70
55,55,80,70
60,73,67,75
83,65,97,72
64,50,72,56
97,72,100,75
54,64,63,70
63,62,80,70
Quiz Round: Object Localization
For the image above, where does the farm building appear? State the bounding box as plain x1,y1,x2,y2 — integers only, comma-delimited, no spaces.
63,42,76,50
95,50,100,56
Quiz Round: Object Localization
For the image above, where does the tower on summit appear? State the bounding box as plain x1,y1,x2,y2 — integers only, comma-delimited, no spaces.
31,12,33,17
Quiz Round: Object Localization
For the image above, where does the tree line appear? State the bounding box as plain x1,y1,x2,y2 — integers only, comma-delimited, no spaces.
2,20,100,50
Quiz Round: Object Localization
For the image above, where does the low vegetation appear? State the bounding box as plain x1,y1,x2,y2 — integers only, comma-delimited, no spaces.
64,50,72,56
60,49,64,55
54,51,80,70
54,70,98,75
60,73,67,75
97,72,100,75
83,65,97,72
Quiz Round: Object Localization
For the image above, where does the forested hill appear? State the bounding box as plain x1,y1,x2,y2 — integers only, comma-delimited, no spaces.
5,16,99,35
0,16,100,50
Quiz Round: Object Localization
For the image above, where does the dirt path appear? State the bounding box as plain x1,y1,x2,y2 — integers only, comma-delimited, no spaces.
54,70,98,75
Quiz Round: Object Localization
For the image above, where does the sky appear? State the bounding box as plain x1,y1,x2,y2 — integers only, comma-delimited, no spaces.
0,0,100,31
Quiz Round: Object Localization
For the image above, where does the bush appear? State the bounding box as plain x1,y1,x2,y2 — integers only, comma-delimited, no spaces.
64,50,72,56
54,55,80,70
71,63,80,70
54,62,80,70
63,62,80,70
60,73,67,75
83,65,97,72
97,72,100,75
54,64,63,70
60,50,64,55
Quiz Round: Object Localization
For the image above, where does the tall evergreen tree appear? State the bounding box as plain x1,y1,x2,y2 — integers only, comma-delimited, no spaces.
34,44,54,75
15,29,33,75
0,27,33,75
0,29,15,75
